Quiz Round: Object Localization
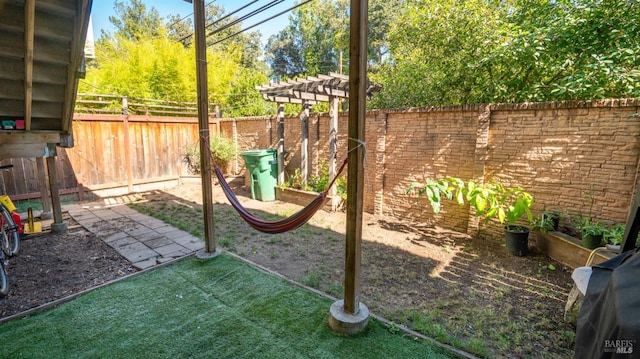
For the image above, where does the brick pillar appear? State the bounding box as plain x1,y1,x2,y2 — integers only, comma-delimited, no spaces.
373,112,387,216
468,105,491,236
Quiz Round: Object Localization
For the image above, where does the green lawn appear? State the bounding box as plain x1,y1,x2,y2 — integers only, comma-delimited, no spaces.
0,254,463,358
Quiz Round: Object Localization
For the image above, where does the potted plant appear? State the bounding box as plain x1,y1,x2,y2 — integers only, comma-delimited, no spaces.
409,176,534,256
576,218,605,250
531,210,561,233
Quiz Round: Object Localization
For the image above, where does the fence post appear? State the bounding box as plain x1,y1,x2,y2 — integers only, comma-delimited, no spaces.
122,96,134,194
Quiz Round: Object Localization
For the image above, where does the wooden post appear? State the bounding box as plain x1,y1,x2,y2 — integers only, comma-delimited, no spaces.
301,102,310,185
329,96,339,210
277,104,285,185
24,0,34,131
36,157,52,219
122,97,134,194
328,0,370,334
46,145,66,233
193,0,217,256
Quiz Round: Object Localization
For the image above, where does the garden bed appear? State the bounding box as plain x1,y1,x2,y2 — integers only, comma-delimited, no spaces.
532,231,616,269
275,187,342,212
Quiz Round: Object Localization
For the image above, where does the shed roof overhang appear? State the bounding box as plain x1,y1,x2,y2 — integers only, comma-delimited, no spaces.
0,0,93,156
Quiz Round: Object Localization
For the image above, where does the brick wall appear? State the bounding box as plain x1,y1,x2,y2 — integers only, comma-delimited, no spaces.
234,99,640,241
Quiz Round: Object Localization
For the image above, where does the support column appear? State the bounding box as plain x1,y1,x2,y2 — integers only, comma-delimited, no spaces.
329,0,369,335
36,157,52,219
329,96,339,210
373,112,387,215
46,145,66,233
301,102,310,185
277,104,285,185
193,0,219,258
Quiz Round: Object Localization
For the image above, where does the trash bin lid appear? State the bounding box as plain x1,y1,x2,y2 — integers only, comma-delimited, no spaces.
240,149,276,157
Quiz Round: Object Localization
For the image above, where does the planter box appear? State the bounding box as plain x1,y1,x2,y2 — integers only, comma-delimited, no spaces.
275,187,342,212
533,231,616,269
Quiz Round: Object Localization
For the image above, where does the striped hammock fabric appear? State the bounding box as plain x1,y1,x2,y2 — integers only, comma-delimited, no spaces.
212,158,348,234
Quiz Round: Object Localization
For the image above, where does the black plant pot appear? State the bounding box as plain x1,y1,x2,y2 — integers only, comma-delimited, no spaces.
505,225,529,256
581,233,603,249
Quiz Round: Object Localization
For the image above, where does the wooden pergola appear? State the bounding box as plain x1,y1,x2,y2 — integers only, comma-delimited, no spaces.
255,73,381,210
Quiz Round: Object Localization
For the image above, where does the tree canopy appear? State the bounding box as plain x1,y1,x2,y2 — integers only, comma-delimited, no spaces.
370,0,640,108
83,0,640,116
82,0,270,117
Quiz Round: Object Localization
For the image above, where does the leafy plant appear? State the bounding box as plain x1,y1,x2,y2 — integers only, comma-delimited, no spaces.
281,161,347,200
604,224,625,246
575,217,606,237
409,176,534,227
531,210,561,233
182,135,236,175
281,168,312,191
183,144,201,175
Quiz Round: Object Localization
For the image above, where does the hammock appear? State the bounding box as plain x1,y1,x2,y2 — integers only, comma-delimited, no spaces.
212,156,348,234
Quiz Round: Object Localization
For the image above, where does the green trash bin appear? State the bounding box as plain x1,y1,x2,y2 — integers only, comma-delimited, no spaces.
241,149,277,201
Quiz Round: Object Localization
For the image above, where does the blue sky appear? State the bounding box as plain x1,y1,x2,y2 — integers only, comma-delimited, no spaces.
90,0,297,44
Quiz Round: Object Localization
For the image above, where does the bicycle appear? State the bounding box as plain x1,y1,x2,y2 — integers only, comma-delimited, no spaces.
0,164,21,297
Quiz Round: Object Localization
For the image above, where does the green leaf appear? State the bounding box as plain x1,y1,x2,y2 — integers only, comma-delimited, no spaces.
475,196,487,212
498,208,506,224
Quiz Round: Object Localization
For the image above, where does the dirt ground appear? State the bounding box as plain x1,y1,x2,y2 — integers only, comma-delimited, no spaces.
0,180,577,358
0,215,134,319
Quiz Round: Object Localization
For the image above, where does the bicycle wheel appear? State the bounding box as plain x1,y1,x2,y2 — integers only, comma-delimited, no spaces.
0,260,8,298
0,205,19,257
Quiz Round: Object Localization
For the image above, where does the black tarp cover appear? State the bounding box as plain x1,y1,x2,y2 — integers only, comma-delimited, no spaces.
575,248,640,358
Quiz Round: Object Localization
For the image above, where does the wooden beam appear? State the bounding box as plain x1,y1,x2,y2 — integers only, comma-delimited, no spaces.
36,157,52,216
344,0,368,315
61,0,93,133
329,96,339,210
328,0,370,335
24,0,35,131
0,132,61,144
277,104,285,185
193,0,216,254
0,144,53,158
301,102,310,185
46,149,65,231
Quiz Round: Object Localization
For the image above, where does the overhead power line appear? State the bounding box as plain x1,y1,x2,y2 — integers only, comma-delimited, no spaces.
178,0,260,42
207,0,314,47
178,0,315,47
168,0,218,29
206,0,284,39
